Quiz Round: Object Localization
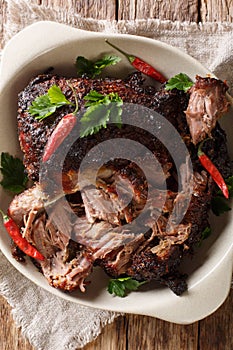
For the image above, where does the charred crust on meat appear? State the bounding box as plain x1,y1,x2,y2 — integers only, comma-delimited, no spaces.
11,241,26,263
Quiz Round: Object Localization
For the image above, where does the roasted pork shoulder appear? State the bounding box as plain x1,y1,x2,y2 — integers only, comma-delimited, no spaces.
9,72,231,295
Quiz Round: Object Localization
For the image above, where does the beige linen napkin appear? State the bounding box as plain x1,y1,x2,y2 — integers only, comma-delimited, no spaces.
0,0,233,349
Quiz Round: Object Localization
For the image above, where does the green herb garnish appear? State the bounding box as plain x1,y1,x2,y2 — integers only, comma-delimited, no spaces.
198,227,212,246
76,55,121,78
225,176,233,197
165,73,194,93
28,85,72,120
211,175,233,216
211,196,231,216
107,277,146,297
0,152,28,194
80,90,123,138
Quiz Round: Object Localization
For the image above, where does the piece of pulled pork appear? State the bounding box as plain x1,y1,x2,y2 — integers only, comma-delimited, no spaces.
185,75,229,145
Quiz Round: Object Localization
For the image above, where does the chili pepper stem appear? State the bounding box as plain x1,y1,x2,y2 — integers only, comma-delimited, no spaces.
197,139,210,157
105,39,167,84
0,209,8,222
67,83,79,114
105,39,135,63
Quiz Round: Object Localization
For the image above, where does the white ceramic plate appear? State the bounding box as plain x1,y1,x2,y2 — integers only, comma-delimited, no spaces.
0,21,232,324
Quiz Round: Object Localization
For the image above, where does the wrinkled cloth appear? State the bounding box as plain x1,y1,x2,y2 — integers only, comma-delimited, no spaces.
0,0,233,349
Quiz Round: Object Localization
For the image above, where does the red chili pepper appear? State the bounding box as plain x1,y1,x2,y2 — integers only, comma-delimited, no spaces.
0,210,45,260
198,142,229,199
43,113,77,162
105,39,167,84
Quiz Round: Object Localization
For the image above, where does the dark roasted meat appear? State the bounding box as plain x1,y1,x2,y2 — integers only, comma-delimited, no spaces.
17,72,187,184
10,72,232,295
185,75,229,144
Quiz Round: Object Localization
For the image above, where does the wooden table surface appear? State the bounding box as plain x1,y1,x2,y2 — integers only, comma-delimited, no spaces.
1,1,233,349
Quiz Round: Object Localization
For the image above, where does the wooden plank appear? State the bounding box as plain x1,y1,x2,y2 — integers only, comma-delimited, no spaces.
0,296,34,350
37,0,116,20
84,316,127,350
75,0,116,20
0,0,7,49
118,0,199,21
199,289,233,350
127,315,199,350
200,0,233,22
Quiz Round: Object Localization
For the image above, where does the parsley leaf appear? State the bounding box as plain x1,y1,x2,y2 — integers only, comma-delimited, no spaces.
83,90,105,106
80,91,123,138
225,176,233,197
29,94,57,119
0,152,28,194
28,85,72,121
198,227,212,246
165,73,194,93
211,196,231,216
76,55,121,78
211,175,233,216
47,85,71,106
107,277,146,297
